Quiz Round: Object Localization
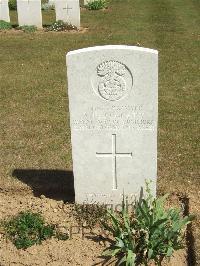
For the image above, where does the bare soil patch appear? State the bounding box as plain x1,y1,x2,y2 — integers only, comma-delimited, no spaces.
0,190,188,265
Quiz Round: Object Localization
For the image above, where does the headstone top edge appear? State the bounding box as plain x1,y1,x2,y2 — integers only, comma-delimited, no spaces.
17,0,41,2
66,45,158,57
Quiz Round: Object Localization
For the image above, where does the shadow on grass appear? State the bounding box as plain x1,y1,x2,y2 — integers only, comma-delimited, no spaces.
12,169,75,203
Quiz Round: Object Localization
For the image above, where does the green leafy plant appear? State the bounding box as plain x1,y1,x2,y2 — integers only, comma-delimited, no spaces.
18,25,37,33
86,0,108,10
0,20,12,30
102,182,195,265
9,0,17,10
46,20,77,32
1,211,68,249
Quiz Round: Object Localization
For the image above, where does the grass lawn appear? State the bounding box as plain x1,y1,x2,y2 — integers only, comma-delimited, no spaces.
0,0,199,263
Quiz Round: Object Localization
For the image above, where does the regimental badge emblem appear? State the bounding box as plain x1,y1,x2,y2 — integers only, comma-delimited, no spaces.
96,61,132,101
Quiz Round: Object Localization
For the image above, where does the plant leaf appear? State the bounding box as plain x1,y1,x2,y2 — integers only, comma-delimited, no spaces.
118,255,127,265
126,249,136,266
102,248,120,257
116,237,125,248
148,248,154,259
166,247,174,257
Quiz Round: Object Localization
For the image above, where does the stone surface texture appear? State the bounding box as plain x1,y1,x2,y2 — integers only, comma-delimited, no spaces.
48,0,55,4
17,0,42,28
0,0,10,22
55,0,80,28
67,45,158,204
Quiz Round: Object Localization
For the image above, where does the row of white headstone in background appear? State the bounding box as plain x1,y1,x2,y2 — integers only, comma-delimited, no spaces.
0,0,10,22
0,0,80,28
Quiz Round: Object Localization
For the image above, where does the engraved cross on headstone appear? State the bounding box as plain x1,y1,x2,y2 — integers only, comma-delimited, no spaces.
96,134,132,190
63,3,72,14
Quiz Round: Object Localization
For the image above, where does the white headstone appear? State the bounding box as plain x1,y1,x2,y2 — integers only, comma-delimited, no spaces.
67,45,158,205
55,0,80,29
17,0,42,28
0,0,10,22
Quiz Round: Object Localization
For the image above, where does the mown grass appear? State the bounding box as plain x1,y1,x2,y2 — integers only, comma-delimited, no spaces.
0,0,199,261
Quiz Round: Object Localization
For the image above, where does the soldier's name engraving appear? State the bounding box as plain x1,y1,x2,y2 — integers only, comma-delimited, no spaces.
71,104,155,131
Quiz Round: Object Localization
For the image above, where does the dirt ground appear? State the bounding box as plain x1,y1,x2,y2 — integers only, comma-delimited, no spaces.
0,186,188,266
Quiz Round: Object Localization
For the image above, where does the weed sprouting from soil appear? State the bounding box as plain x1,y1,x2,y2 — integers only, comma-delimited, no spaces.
102,182,195,265
73,203,108,228
1,211,68,249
